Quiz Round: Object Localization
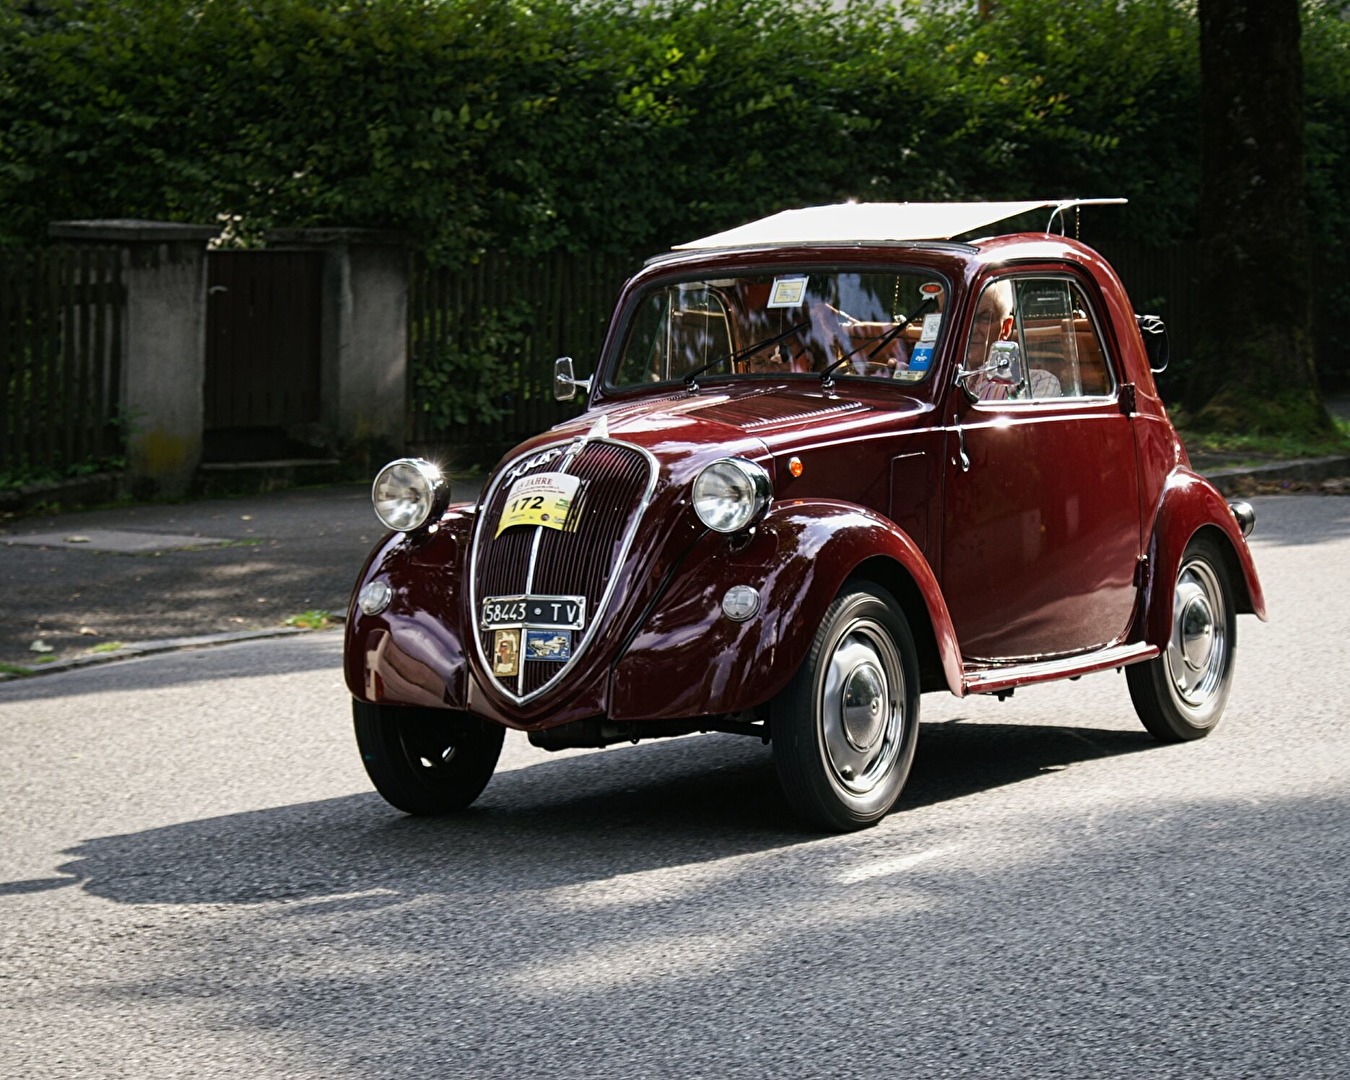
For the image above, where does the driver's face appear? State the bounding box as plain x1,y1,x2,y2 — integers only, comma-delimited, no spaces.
967,295,1010,367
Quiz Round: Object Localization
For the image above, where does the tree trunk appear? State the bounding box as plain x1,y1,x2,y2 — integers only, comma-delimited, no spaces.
1194,0,1332,434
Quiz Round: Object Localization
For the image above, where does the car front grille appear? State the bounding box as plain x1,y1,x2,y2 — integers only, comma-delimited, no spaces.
472,439,655,701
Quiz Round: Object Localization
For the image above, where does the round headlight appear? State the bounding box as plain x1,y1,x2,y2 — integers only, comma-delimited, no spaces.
371,458,447,532
692,458,771,534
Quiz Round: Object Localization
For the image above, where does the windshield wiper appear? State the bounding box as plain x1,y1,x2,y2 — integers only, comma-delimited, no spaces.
683,318,811,389
818,297,936,388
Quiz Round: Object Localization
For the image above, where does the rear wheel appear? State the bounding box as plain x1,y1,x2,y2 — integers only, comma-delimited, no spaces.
1127,536,1236,742
771,585,920,831
353,700,504,814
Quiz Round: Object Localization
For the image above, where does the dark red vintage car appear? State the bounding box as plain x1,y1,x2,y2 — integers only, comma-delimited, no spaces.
345,200,1265,831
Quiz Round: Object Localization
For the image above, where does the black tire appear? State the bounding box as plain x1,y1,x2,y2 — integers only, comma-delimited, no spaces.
1127,535,1237,742
771,584,921,831
353,700,505,815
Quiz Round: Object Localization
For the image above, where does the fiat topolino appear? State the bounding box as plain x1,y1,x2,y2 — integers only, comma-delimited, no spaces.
345,200,1265,831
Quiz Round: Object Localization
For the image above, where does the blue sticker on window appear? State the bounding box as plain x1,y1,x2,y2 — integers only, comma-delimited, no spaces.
908,342,934,372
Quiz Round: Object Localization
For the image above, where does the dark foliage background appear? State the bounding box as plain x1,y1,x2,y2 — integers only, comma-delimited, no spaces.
1,0,1346,386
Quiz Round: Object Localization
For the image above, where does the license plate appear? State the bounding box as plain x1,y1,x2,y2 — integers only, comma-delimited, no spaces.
480,594,586,631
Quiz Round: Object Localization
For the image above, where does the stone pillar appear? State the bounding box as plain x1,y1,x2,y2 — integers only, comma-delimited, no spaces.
49,219,218,499
266,228,410,471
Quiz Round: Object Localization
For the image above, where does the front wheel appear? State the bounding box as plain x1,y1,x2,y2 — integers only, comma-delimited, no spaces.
353,700,504,814
771,585,921,831
1127,536,1237,742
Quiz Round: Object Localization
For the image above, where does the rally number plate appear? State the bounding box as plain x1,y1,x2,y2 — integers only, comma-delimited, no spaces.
480,594,587,631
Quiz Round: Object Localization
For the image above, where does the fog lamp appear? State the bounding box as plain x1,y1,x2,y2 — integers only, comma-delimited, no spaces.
722,585,761,622
358,580,393,616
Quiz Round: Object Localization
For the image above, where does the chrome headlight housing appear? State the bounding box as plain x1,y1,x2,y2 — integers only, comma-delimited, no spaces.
692,457,772,534
371,458,449,532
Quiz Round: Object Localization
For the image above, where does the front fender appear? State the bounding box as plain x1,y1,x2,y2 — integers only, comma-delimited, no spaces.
609,499,963,722
1137,469,1267,649
343,506,474,709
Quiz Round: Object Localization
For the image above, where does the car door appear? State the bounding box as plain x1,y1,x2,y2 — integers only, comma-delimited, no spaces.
941,273,1142,662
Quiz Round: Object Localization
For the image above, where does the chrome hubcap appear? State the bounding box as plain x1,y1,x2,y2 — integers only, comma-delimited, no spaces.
821,620,904,795
1166,558,1228,709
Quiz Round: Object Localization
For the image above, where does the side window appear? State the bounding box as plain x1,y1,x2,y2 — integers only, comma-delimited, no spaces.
1014,279,1115,399
964,276,1119,403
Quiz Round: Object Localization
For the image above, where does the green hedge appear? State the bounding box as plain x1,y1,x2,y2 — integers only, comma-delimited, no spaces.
2,0,1347,375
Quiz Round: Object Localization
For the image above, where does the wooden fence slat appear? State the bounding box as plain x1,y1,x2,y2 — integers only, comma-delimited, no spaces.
0,253,12,467
75,248,92,463
92,250,110,460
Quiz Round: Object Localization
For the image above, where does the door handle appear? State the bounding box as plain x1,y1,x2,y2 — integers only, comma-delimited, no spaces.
953,419,971,473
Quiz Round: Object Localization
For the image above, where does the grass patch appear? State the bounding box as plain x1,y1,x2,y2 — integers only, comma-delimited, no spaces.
1175,411,1350,465
0,663,33,677
88,641,124,654
284,610,333,630
33,655,58,664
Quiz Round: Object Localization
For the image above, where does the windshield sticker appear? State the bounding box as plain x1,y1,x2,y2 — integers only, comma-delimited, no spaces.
920,313,942,342
907,342,934,373
767,277,809,308
525,629,573,662
496,471,581,537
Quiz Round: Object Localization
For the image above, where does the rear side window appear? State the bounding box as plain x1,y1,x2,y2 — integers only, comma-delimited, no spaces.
964,276,1116,402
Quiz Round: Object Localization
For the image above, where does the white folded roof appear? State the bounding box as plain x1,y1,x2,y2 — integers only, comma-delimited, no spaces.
673,200,1124,250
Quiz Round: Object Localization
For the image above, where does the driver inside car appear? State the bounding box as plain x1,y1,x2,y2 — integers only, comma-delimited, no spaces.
965,280,1062,400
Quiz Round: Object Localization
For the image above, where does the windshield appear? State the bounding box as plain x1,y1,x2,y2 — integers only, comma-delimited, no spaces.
610,268,948,390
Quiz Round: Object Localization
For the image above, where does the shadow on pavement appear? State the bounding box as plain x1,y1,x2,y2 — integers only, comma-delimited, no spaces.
17,721,1153,907
1244,493,1350,547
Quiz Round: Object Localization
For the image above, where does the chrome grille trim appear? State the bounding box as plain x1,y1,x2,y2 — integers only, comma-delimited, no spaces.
468,436,659,707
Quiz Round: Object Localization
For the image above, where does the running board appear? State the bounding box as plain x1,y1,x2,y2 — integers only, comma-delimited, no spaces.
962,642,1159,697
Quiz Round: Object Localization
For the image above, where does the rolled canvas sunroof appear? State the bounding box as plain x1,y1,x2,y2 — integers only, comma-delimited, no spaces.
673,200,1114,250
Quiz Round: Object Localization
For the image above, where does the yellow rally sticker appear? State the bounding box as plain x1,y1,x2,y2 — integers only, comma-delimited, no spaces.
495,472,581,537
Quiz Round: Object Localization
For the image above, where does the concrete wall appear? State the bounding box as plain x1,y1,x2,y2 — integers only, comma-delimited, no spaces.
268,229,409,472
49,220,218,500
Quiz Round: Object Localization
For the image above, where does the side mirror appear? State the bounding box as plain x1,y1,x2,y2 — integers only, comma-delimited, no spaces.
1135,314,1169,373
987,339,1024,386
956,339,1025,399
554,356,592,402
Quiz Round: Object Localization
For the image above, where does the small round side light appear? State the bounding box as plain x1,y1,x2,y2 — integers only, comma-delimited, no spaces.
358,580,393,616
722,585,760,622
788,456,804,478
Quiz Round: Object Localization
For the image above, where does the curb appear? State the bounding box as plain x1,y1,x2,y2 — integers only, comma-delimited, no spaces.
0,625,339,682
1202,455,1350,496
0,472,124,515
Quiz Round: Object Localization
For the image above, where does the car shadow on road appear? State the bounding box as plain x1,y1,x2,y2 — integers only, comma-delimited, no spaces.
15,720,1154,908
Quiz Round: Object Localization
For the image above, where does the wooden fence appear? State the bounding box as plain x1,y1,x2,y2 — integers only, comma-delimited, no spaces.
0,246,124,476
407,251,640,461
1091,239,1203,382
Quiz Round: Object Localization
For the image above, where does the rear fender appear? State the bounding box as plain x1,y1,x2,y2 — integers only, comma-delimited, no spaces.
609,500,964,722
1137,469,1267,649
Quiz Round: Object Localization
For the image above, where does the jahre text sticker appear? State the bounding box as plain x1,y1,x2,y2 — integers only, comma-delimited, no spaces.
496,472,581,537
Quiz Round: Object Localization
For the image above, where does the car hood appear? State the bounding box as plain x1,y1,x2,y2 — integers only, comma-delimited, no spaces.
533,382,930,484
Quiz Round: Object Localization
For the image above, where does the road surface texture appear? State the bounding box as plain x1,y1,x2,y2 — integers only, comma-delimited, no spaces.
2,494,1347,1078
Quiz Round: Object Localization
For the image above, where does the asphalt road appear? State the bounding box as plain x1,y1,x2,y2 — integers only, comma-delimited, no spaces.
2,494,1347,1079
